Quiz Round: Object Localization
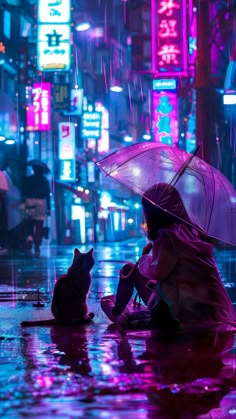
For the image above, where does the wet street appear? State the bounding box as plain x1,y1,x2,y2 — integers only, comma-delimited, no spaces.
0,239,236,418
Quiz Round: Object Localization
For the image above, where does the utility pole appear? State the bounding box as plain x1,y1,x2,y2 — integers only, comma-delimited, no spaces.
195,0,217,166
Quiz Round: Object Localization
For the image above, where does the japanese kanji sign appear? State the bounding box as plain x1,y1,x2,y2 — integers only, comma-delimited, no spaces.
26,82,51,131
38,0,71,24
37,0,71,72
58,122,76,181
152,89,178,145
152,0,187,76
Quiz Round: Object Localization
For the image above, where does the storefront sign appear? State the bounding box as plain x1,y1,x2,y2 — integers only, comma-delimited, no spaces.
58,122,76,181
152,90,178,145
59,159,76,181
37,24,71,71
63,89,83,116
37,0,71,72
81,112,102,139
38,0,71,23
26,82,51,131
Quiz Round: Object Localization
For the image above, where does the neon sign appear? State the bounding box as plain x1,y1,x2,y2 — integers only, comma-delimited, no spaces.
153,78,177,90
58,122,76,181
26,82,51,131
37,0,71,72
152,0,187,76
38,0,71,24
81,112,102,139
152,90,178,145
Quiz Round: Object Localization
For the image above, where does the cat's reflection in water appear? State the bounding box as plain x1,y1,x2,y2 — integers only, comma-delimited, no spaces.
50,325,92,376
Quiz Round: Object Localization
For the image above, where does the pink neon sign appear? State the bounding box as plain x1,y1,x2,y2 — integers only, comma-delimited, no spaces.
26,82,51,131
152,0,187,76
152,90,178,145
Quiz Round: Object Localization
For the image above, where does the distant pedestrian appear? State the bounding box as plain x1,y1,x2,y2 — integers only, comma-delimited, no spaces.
23,163,51,256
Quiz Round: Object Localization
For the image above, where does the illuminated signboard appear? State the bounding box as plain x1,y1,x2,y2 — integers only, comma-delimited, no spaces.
26,82,51,131
58,122,76,181
151,0,187,76
153,78,177,91
63,89,84,116
152,90,178,145
38,0,71,23
37,24,71,71
37,0,71,72
81,112,102,139
59,159,76,181
95,102,109,153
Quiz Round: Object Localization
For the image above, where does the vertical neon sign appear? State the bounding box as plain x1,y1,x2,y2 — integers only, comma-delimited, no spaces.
26,82,51,131
152,89,178,145
152,0,187,76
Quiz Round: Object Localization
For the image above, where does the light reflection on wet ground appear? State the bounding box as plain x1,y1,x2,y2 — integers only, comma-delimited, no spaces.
0,240,235,418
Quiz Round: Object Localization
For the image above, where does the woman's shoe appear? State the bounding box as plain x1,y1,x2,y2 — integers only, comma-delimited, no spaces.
101,297,127,327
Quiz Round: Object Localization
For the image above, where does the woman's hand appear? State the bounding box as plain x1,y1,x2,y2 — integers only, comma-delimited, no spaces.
142,242,153,255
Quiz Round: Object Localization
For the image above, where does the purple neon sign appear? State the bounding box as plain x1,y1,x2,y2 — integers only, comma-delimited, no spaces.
26,82,51,131
152,90,178,145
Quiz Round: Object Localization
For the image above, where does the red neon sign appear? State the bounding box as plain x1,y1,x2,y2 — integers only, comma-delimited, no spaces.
152,0,187,76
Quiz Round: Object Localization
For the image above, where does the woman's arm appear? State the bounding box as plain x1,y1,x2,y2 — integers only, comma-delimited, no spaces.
139,231,178,282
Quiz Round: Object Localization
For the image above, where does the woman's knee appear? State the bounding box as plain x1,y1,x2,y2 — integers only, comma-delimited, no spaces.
120,262,135,277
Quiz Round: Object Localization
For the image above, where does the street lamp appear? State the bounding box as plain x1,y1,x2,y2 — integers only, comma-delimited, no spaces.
109,80,123,93
75,21,91,32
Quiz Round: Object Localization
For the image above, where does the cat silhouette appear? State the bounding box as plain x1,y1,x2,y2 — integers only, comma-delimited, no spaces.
21,248,95,326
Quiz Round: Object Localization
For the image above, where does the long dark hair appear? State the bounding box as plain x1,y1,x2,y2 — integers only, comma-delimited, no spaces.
141,183,192,241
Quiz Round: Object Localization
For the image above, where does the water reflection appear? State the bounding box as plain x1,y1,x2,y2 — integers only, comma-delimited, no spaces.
103,327,236,417
50,325,92,376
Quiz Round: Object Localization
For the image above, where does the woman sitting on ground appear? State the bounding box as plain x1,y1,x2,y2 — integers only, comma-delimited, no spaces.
101,183,236,330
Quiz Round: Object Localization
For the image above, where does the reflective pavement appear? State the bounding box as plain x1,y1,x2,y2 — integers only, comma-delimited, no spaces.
0,240,236,418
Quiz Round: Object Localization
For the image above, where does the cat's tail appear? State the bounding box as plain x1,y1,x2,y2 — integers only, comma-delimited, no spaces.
21,319,56,327
21,313,95,327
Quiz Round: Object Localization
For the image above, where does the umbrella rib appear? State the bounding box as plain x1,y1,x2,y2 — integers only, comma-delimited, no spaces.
169,146,200,186
205,163,216,235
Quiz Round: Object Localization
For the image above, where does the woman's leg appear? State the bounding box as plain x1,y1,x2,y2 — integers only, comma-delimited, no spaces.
113,263,152,315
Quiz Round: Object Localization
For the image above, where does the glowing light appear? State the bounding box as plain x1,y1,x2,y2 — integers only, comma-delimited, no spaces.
132,167,141,177
110,84,123,93
124,135,133,142
143,133,151,140
5,139,15,145
75,22,91,31
0,135,5,141
223,95,236,105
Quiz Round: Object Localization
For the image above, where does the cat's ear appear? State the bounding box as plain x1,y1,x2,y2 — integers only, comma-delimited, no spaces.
88,248,93,255
74,248,81,255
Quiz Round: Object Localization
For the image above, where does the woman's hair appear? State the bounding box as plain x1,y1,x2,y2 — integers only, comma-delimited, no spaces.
141,183,191,240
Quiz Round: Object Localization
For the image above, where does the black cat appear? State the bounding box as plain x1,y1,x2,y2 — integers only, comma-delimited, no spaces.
21,248,95,326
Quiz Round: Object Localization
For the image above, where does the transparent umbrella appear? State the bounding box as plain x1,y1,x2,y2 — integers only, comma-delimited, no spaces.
96,142,236,247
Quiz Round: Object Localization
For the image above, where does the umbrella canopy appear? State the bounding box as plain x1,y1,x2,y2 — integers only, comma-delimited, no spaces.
0,170,8,192
96,142,236,246
27,159,50,174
